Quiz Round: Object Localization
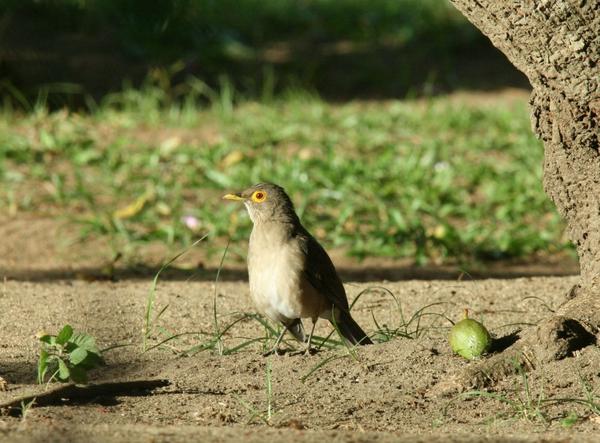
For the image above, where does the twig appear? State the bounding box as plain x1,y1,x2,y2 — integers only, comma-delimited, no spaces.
0,379,170,416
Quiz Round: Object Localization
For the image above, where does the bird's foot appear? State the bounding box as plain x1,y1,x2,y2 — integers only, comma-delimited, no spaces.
262,347,286,357
286,347,318,356
303,346,318,356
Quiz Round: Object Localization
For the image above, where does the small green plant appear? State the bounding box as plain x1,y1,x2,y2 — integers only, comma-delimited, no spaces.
37,325,104,384
560,411,579,428
20,398,36,421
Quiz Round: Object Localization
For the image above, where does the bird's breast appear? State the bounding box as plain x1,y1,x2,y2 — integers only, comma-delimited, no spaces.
248,227,324,323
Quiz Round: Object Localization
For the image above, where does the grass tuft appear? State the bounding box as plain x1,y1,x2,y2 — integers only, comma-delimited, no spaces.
0,81,570,267
143,234,209,352
443,361,600,425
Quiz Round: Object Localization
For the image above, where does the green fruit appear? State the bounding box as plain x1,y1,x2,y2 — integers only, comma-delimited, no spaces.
449,312,492,360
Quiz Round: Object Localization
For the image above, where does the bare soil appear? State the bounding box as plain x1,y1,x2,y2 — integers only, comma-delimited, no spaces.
1,272,599,442
1,215,597,442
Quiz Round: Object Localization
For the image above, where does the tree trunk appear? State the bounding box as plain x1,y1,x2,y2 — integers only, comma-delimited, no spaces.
448,0,599,385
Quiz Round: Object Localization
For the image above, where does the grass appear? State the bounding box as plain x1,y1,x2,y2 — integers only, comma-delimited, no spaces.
141,251,454,385
0,77,571,266
211,239,230,356
142,234,209,352
235,358,275,425
443,361,600,426
1,2,541,269
19,398,36,421
301,287,452,382
140,242,451,364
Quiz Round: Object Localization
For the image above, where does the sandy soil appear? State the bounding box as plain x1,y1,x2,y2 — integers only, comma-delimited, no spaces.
0,213,595,442
1,274,599,442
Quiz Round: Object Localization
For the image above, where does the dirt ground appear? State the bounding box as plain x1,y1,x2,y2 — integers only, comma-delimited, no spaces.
1,217,599,442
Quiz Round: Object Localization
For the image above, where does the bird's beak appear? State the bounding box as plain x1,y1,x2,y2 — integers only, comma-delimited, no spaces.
222,192,245,201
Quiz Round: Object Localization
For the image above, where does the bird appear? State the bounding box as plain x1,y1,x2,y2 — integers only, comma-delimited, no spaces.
223,182,373,354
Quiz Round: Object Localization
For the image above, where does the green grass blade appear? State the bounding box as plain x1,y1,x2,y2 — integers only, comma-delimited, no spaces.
143,234,209,352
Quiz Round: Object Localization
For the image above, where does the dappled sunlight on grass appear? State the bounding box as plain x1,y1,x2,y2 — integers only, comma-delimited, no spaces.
0,89,568,265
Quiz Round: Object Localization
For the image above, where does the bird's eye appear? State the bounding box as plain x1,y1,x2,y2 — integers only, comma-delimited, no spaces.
251,190,267,203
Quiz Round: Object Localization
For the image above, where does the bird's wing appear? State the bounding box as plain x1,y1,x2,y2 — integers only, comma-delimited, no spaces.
297,230,350,312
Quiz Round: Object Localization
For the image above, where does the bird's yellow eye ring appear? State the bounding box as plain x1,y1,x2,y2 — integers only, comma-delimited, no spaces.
251,190,267,203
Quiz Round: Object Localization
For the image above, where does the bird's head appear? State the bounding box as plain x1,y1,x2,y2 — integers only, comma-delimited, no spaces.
223,182,299,225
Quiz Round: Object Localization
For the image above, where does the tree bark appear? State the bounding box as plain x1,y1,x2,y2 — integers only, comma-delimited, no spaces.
448,0,599,384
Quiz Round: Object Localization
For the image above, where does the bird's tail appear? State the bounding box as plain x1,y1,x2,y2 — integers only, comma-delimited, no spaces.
335,310,373,345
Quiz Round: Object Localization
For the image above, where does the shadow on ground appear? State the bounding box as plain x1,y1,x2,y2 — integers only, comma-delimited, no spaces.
2,259,578,283
0,360,38,385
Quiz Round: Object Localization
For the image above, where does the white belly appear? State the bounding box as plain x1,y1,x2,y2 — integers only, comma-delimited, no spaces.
248,228,323,323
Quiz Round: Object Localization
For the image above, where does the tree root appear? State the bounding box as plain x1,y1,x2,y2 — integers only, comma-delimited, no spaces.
459,291,599,390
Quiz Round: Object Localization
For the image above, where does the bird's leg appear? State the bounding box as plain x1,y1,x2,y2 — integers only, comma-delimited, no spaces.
304,319,318,355
263,324,288,356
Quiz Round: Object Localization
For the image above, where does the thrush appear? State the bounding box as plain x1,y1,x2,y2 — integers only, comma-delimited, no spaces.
223,182,373,354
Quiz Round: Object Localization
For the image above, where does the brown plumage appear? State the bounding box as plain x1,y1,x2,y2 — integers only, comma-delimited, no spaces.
223,182,372,354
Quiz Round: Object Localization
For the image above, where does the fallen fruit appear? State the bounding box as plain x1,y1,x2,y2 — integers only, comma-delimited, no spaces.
449,310,492,359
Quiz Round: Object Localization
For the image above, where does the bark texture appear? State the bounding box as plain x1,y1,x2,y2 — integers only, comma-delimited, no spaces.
450,0,599,285
448,0,599,383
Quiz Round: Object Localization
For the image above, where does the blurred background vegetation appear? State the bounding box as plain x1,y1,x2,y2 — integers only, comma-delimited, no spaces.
0,0,529,105
0,0,573,272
